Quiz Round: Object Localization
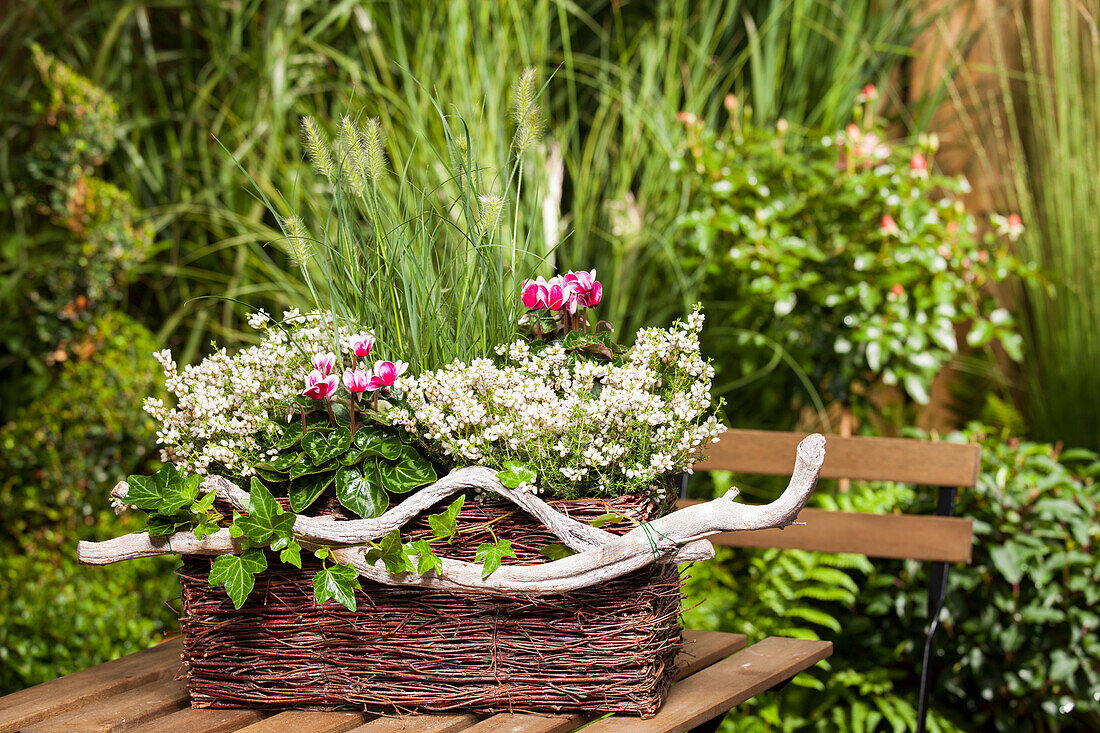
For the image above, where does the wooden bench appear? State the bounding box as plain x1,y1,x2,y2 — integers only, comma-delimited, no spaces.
0,630,831,733
683,428,980,733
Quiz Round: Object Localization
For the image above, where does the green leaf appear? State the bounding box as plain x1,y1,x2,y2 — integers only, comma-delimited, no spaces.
404,539,443,575
124,474,161,511
288,470,336,512
380,446,436,493
497,460,537,489
539,544,578,561
590,512,629,528
193,519,220,540
234,478,296,544
340,427,403,464
255,452,303,472
990,544,1026,585
302,427,353,464
475,539,516,578
270,535,302,568
287,457,337,481
146,514,187,538
312,562,360,611
427,495,465,542
335,464,389,518
208,549,268,609
365,528,413,573
159,473,201,514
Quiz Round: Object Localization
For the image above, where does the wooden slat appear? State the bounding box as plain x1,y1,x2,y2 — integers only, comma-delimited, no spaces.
677,504,974,563
457,629,747,733
700,429,981,487
580,637,833,733
0,638,182,733
347,713,477,732
231,711,368,733
127,707,267,733
24,678,189,733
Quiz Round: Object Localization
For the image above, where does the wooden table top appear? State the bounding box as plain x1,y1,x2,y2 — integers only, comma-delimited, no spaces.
0,630,831,733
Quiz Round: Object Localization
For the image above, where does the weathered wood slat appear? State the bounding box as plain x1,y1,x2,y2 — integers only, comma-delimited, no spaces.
701,429,980,487
345,713,477,732
0,638,182,733
230,711,369,733
579,637,833,732
678,504,975,563
456,629,748,733
23,678,189,733
128,707,267,733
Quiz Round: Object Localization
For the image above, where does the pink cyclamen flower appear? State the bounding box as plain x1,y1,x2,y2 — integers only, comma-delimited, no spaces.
845,124,862,143
880,215,899,236
861,84,878,102
349,334,374,358
521,278,550,309
546,276,569,311
563,269,603,308
303,369,339,400
311,351,337,375
366,360,409,391
890,283,905,297
1007,213,1024,241
342,368,370,394
910,153,928,177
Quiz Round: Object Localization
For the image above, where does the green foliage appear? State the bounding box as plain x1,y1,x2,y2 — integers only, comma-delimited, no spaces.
208,549,268,610
428,496,466,543
496,461,538,490
126,463,220,539
673,104,1032,418
475,539,517,579
981,3,1100,450
312,560,362,612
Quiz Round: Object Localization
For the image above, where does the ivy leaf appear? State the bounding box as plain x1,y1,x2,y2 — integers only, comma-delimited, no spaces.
335,464,390,518
312,562,360,611
404,539,443,575
302,427,353,465
365,528,413,573
271,535,302,568
235,478,296,544
590,512,629,528
124,473,162,511
208,549,268,609
380,446,437,493
288,470,336,512
193,519,221,540
539,544,578,561
160,473,202,514
427,495,465,542
146,514,188,538
340,427,403,464
497,460,537,489
475,539,516,579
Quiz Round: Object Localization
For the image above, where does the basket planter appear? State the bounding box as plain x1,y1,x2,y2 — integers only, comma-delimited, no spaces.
178,494,683,716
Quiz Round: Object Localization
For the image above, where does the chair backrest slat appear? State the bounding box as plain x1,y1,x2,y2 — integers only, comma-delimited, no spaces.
679,504,974,563
699,429,981,487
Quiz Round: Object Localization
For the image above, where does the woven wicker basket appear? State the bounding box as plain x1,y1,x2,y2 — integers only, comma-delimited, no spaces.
177,492,685,717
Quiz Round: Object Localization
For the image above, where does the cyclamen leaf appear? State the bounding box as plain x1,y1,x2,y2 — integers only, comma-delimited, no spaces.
404,539,443,575
208,549,268,609
340,427,403,464
288,470,336,512
313,563,361,611
427,495,465,542
497,460,537,489
287,457,337,481
539,544,578,561
234,478,296,544
365,528,413,573
335,464,389,518
475,539,516,579
380,446,437,493
302,427,353,465
256,451,303,472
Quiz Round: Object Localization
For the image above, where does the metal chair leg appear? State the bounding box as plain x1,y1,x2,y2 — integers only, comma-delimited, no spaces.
916,486,957,733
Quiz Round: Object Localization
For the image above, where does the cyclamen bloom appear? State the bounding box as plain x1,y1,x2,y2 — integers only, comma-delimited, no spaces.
563,269,603,308
311,351,337,375
546,277,569,311
303,369,339,400
343,368,370,393
349,334,375,358
367,360,408,390
910,153,929,177
521,278,550,309
880,215,899,236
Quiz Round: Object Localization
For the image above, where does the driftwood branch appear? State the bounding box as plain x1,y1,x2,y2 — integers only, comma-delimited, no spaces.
78,434,825,594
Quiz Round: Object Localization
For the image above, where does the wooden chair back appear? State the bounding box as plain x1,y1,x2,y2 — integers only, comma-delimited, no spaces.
687,429,980,563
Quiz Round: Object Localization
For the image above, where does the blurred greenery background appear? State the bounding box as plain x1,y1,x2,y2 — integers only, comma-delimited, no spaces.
2,1,1098,730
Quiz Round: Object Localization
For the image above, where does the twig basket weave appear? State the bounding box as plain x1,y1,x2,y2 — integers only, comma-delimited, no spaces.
177,492,685,717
